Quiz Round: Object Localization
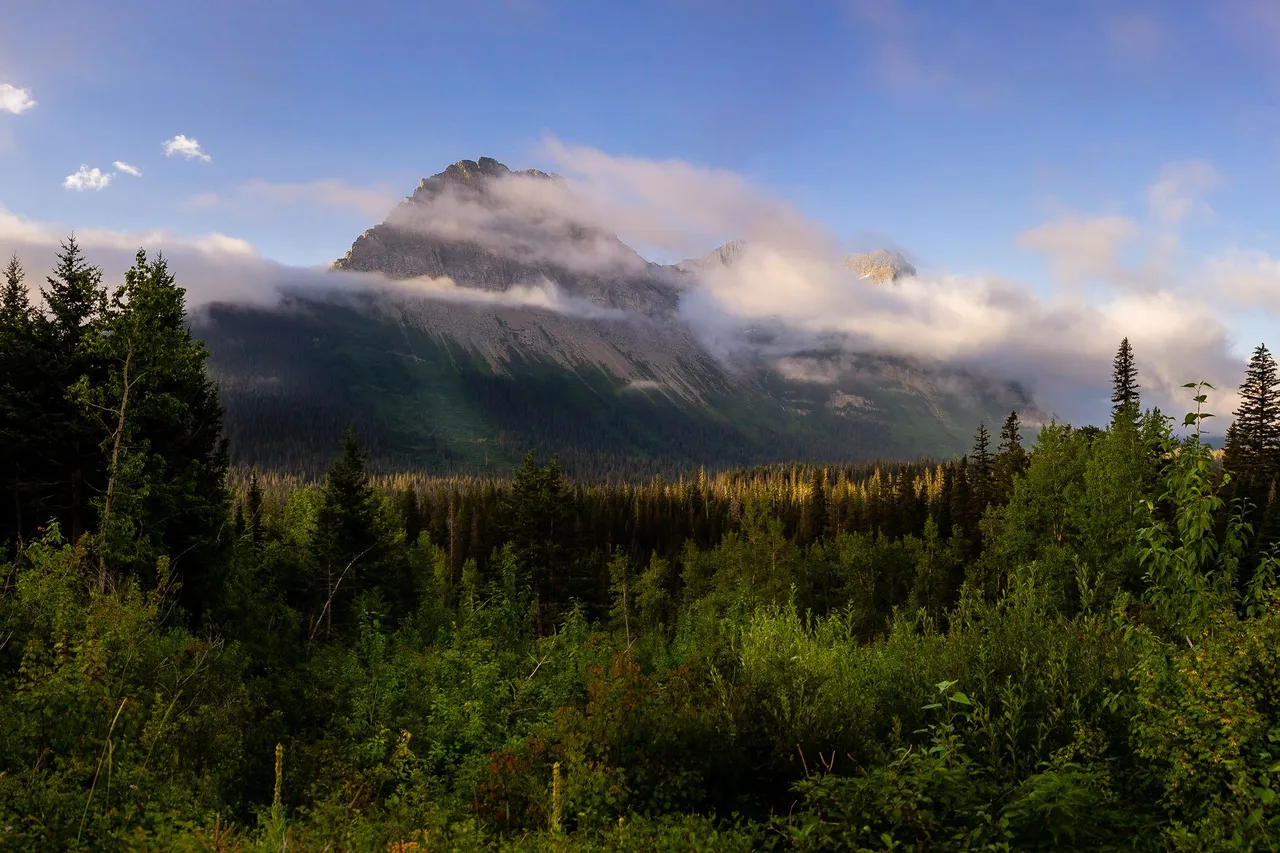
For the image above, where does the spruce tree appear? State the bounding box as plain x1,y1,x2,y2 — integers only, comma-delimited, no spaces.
969,423,994,514
808,466,828,542
310,429,387,639
502,451,579,633
33,236,108,543
994,410,1028,503
1111,337,1141,421
0,254,36,548
73,250,230,604
1228,343,1280,485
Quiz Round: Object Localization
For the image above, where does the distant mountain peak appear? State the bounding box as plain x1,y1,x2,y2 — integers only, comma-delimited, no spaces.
845,249,916,283
333,156,680,316
676,239,749,272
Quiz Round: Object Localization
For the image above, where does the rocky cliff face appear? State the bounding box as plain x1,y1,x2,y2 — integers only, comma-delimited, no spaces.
198,157,1040,475
335,157,682,317
845,249,916,283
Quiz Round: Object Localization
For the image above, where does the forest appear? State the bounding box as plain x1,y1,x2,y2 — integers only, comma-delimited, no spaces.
4,240,1280,851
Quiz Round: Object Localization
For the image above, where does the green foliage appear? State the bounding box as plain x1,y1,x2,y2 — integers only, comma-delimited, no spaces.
12,242,1280,848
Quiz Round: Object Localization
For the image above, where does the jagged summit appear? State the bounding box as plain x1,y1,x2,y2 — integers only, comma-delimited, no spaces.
677,240,916,285
332,157,680,315
411,157,557,197
845,249,916,283
676,240,748,273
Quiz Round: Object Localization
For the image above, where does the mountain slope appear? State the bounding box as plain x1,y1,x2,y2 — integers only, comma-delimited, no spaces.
196,158,1037,477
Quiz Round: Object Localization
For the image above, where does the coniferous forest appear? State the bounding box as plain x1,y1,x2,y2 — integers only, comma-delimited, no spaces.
7,242,1280,851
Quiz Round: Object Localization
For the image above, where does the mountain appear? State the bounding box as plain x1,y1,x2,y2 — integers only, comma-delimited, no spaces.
845,249,917,283
195,158,1038,478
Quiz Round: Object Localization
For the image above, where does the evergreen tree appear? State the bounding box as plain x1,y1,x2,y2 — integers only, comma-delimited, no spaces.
0,254,36,548
807,466,828,542
309,429,388,640
994,410,1028,502
501,451,579,633
245,472,264,546
1111,337,1140,422
32,236,109,543
1225,343,1280,487
969,423,994,515
72,250,230,605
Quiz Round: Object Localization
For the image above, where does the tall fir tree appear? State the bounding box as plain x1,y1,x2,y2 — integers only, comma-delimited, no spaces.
33,236,108,543
72,250,230,606
806,466,828,543
309,428,391,640
969,423,994,516
501,451,581,633
1225,343,1280,486
0,254,36,549
1111,337,1141,423
994,410,1028,503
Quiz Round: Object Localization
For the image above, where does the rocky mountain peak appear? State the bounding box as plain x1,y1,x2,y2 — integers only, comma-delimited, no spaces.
333,157,680,316
845,249,916,283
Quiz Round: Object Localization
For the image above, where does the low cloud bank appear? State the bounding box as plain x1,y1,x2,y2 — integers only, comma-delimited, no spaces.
6,140,1275,428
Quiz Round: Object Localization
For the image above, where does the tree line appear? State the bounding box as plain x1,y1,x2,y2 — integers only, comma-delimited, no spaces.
7,244,1280,850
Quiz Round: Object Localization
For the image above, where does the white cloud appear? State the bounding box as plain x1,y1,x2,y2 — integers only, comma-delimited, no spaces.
0,83,36,115
63,165,112,191
0,203,621,324
517,142,1249,423
1016,215,1140,285
4,144,1264,429
113,160,142,177
191,179,399,220
163,134,211,162
1146,160,1224,226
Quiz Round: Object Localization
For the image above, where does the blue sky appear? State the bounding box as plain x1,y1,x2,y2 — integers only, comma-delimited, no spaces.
2,0,1279,419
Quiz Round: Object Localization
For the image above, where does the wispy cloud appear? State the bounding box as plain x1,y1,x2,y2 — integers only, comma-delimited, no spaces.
1016,215,1140,285
1146,160,1224,226
163,134,211,162
113,160,142,178
0,83,36,115
190,179,399,220
63,165,111,191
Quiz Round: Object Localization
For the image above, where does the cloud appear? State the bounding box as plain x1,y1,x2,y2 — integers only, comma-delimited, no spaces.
1201,248,1280,313
63,165,112,191
0,83,36,114
6,143,1263,429
0,203,625,323
190,179,399,220
516,142,1248,424
113,161,142,178
1146,160,1224,226
1016,215,1140,285
163,134,211,162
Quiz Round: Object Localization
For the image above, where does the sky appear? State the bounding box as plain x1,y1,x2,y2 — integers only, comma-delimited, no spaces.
2,0,1280,425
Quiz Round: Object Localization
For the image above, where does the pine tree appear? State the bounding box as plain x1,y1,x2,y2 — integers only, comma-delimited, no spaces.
807,466,828,542
1111,337,1140,422
1227,344,1280,486
994,411,1028,502
72,250,230,604
32,236,108,543
969,423,994,514
246,472,264,545
310,429,387,640
501,451,579,634
0,254,36,549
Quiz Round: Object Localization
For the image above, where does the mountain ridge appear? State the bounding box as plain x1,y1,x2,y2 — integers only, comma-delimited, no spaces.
196,156,1040,477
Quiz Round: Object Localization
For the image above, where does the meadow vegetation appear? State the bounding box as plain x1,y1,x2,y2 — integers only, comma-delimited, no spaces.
5,244,1280,850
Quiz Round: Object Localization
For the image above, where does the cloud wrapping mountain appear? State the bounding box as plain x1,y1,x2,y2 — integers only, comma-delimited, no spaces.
3,143,1273,427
